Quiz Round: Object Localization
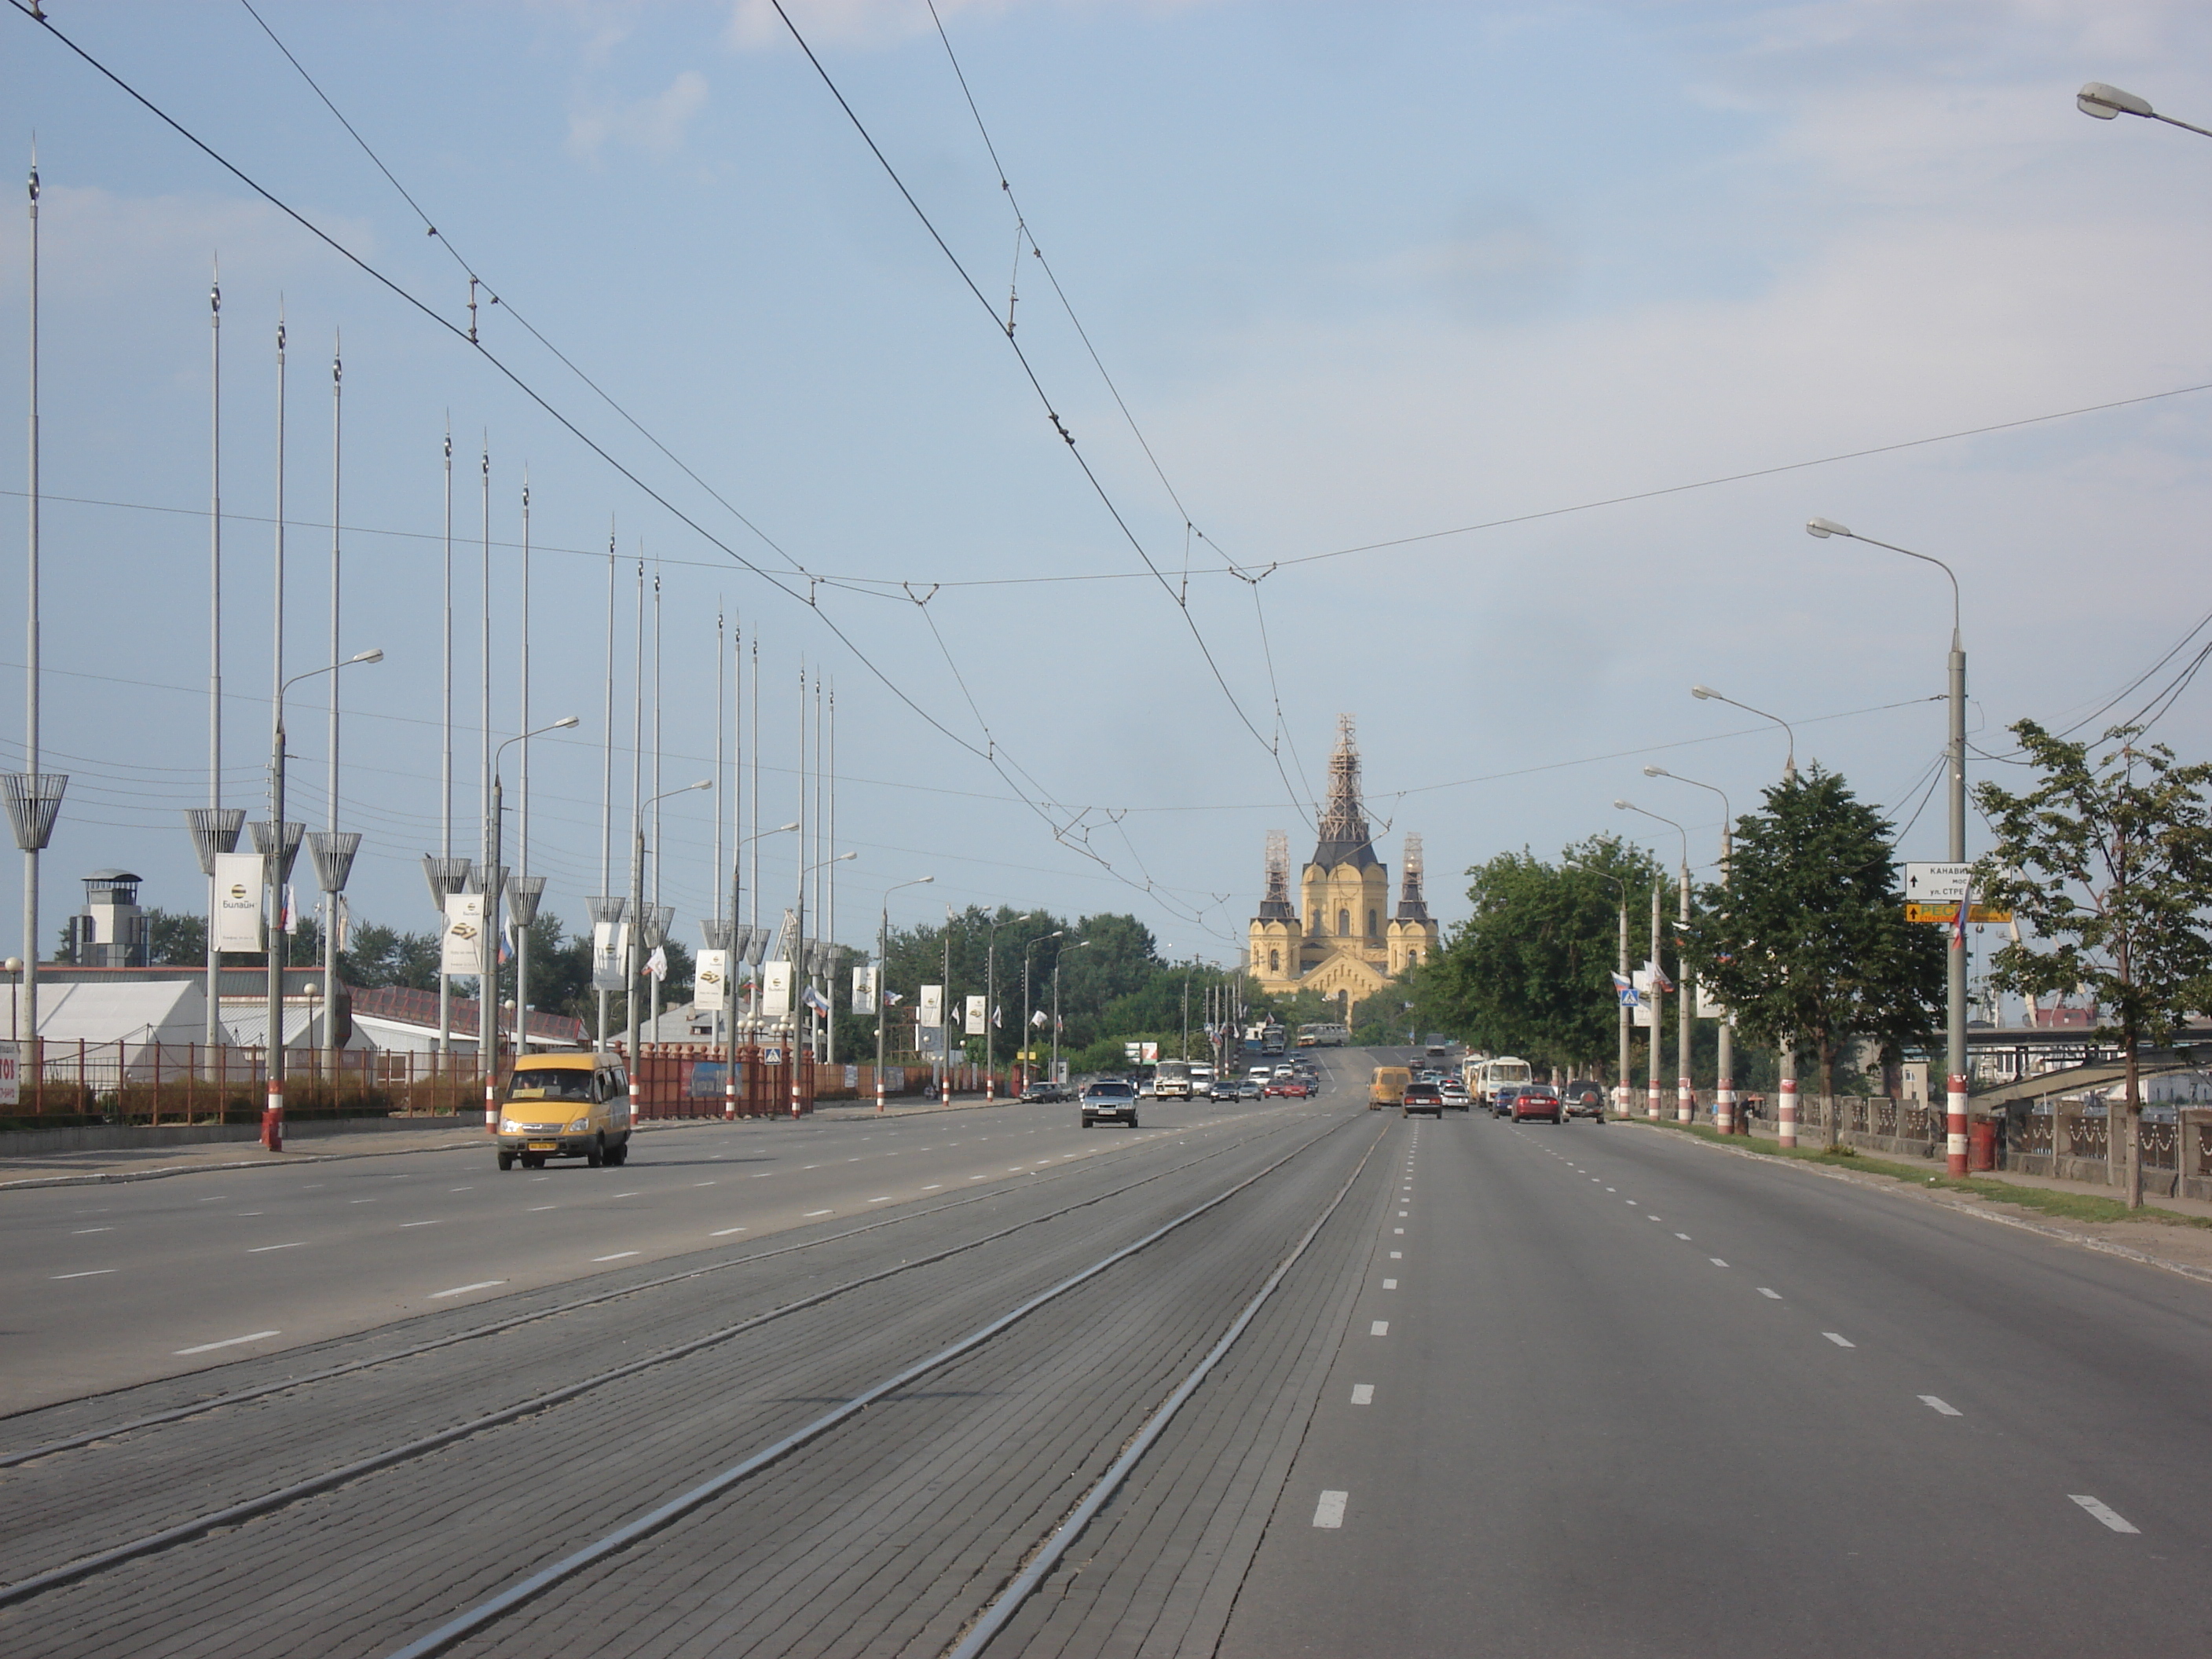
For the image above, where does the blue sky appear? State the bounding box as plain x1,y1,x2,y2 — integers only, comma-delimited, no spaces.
1,0,2208,968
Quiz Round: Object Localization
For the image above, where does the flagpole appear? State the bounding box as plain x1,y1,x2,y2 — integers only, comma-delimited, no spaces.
205,266,224,1049
323,333,342,1068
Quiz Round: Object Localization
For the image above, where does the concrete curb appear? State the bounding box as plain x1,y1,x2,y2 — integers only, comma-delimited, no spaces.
1624,1119,2212,1290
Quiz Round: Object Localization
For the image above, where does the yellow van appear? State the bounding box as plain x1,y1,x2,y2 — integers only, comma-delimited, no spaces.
495,1053,633,1170
1368,1066,1411,1111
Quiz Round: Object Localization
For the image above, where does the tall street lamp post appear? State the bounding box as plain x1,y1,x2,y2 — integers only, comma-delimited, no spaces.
1646,764,1735,1131
483,716,580,1128
723,819,798,1120
875,875,935,1113
264,648,382,1152
1053,939,1093,1087
983,911,1036,1103
1691,684,1796,782
1808,515,1968,1172
1619,799,1693,1122
793,848,857,1115
629,779,712,1117
1022,932,1062,1093
1563,859,1632,1114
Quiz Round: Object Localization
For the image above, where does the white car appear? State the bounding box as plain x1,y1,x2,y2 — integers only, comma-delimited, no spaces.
1080,1080,1141,1128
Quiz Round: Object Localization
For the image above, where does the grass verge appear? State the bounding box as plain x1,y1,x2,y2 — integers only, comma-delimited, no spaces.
1640,1118,2212,1230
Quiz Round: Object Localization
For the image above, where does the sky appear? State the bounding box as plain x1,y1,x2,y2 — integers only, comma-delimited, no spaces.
0,0,2207,976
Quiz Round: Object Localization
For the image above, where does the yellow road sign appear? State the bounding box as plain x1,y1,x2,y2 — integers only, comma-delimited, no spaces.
1905,903,2012,925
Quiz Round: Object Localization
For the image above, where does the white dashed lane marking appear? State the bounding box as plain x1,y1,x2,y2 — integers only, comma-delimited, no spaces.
1709,1258,1728,1268
431,1280,506,1298
1370,1321,1390,1336
1313,1490,1349,1529
1824,1332,1855,1348
1350,1385,1374,1406
1760,1287,1782,1299
1921,1395,1961,1416
50,1269,117,1280
175,1330,279,1356
2070,1495,2139,1533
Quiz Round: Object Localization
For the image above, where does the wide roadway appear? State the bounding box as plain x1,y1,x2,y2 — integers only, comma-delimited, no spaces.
0,1064,1350,1412
1216,1101,2212,1657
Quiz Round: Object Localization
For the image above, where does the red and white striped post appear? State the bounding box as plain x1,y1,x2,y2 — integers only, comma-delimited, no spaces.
1778,1076,1797,1148
1715,1079,1736,1135
262,1075,284,1152
1646,1076,1661,1119
1676,1075,1694,1124
1946,1072,1970,1177
876,1064,886,1114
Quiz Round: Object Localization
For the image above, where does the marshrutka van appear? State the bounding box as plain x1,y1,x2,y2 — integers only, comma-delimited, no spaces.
1154,1059,1194,1099
1463,1055,1533,1110
496,1052,634,1170
1368,1065,1411,1111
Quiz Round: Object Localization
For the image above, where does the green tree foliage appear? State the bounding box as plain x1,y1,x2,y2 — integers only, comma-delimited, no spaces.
145,908,207,967
1420,836,1667,1073
1974,723,2212,1208
1683,767,1941,1126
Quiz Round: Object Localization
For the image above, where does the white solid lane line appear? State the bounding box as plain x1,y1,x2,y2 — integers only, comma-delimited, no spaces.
174,1329,280,1356
431,1280,507,1298
1350,1385,1375,1406
2070,1495,2140,1533
50,1269,117,1280
247,1242,305,1254
1313,1491,1349,1529
1920,1395,1962,1416
1824,1332,1855,1348
1370,1320,1390,1336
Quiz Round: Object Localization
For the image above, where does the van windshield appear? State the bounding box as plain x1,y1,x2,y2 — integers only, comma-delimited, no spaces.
507,1068,595,1102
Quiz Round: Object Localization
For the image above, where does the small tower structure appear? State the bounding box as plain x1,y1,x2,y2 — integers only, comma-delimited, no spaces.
1386,832,1437,973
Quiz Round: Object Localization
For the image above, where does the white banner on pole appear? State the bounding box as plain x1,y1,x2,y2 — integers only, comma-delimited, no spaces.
1632,969,1654,1028
964,994,987,1036
851,963,877,1016
214,852,265,952
762,961,793,1019
441,892,486,979
0,1040,16,1107
695,949,728,1013
591,921,628,991
919,983,943,1031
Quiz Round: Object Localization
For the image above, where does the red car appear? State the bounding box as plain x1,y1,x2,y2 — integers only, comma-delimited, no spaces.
1511,1086,1562,1123
1263,1078,1311,1097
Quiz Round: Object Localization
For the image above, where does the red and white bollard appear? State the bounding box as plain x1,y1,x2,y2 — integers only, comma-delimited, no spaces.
1778,1077,1797,1148
484,1071,499,1133
985,1071,994,1104
261,1078,284,1152
876,1070,886,1114
1676,1076,1694,1124
1946,1073,1969,1177
1715,1082,1736,1136
724,1071,737,1121
1646,1079,1661,1120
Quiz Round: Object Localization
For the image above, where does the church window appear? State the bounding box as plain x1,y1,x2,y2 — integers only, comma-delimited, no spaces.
1269,950,1280,972
1337,907,1350,936
1368,909,1377,937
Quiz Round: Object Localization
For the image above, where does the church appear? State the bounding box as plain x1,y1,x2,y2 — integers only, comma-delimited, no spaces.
1247,717,1439,1005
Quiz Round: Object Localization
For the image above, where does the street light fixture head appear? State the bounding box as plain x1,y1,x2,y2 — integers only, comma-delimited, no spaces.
835,851,858,862
1690,685,1717,701
915,875,934,884
1805,517,1850,539
1613,798,1633,811
777,821,800,833
1643,765,1668,778
350,647,384,664
688,778,712,791
551,715,580,730
2078,81,2152,119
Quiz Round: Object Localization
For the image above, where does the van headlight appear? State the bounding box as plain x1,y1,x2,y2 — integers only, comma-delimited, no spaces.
567,1118,589,1133
499,1119,518,1134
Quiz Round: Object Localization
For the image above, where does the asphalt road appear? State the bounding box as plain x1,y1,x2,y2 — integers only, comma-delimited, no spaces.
1217,1106,2212,1658
0,1082,1332,1411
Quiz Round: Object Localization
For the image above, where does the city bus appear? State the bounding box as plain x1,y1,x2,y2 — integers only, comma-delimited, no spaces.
1153,1059,1194,1099
1464,1055,1533,1109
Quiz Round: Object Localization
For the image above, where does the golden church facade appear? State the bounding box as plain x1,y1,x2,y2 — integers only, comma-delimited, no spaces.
1247,718,1440,1005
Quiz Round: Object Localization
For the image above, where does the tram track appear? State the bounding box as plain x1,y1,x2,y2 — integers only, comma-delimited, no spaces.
0,1107,1360,1623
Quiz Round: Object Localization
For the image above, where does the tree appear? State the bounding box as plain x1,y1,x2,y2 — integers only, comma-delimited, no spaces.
1421,836,1666,1075
146,909,207,968
1974,723,2212,1209
1683,767,1941,1144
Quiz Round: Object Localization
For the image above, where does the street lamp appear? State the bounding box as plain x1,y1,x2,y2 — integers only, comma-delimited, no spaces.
1022,931,1064,1093
4,956,20,1044
1053,939,1093,1087
628,778,712,1118
1562,859,1632,1115
482,715,580,1127
1690,684,1796,782
722,819,798,1121
1617,798,1690,1122
1807,514,1969,1174
983,910,1037,1103
1644,764,1738,1133
875,875,935,1113
263,646,382,1152
2078,82,2212,137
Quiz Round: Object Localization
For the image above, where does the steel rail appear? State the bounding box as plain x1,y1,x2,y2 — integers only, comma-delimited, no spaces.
945,1121,1384,1657
0,1111,1351,1610
378,1114,1374,1659
0,1105,1314,1470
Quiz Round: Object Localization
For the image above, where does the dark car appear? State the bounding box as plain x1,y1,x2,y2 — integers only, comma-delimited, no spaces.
1562,1080,1606,1119
1401,1082,1445,1119
1491,1084,1524,1119
1020,1081,1070,1104
1511,1086,1563,1124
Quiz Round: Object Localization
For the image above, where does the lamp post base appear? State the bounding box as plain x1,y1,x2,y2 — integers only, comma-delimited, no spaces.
1778,1078,1797,1148
260,1081,284,1152
1946,1075,1970,1177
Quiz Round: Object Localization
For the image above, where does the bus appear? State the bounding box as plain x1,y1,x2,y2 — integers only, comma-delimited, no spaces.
1464,1055,1533,1109
1297,1022,1350,1048
1154,1059,1194,1099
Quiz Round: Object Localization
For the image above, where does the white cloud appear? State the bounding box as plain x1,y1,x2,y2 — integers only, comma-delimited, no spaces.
566,69,711,164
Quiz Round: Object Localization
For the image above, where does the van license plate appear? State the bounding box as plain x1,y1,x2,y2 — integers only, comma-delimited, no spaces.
527,1141,559,1152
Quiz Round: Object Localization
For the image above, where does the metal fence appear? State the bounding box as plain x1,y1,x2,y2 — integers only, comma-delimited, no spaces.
1,1040,483,1124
